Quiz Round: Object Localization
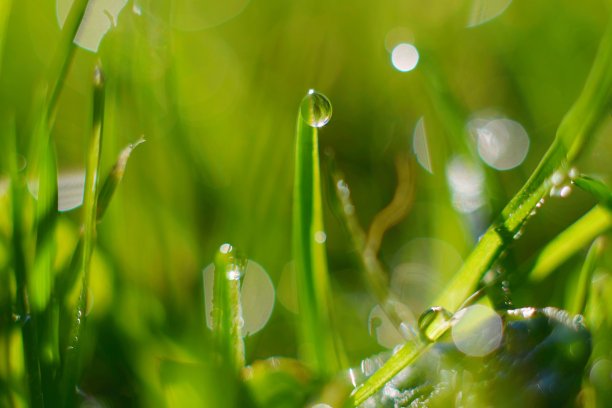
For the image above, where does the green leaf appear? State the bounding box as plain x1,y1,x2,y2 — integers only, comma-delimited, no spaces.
293,90,344,378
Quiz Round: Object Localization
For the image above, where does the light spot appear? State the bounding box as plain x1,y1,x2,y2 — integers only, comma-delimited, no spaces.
219,243,232,254
314,231,327,244
446,156,485,213
412,117,432,173
368,302,417,349
391,43,419,72
470,117,530,170
452,304,502,357
203,260,275,336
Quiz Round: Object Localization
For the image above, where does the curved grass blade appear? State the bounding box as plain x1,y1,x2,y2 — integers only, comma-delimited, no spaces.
97,137,145,219
211,244,245,374
60,64,105,406
573,175,612,209
293,90,345,378
530,206,612,282
570,237,605,315
55,137,144,299
350,19,612,405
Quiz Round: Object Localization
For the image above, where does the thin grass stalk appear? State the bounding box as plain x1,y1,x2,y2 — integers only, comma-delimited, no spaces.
60,65,105,405
47,0,90,124
571,237,604,315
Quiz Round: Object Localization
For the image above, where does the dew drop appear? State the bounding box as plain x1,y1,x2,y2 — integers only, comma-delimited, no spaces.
417,306,451,342
219,243,233,254
551,170,565,187
226,266,243,281
568,167,579,180
314,231,327,244
300,90,332,128
560,185,572,198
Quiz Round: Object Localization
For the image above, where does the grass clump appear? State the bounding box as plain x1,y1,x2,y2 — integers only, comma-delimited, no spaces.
0,1,611,407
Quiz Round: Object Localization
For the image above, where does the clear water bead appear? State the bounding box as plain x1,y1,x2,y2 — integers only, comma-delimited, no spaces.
300,90,332,128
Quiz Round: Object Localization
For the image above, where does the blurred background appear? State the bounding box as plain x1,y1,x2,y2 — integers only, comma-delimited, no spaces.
0,0,611,406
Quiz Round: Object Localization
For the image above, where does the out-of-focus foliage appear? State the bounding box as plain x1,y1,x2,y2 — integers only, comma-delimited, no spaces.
0,0,611,406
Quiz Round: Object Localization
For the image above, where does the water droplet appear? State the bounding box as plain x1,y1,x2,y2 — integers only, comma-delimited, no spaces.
418,306,451,342
300,90,332,128
219,243,233,254
560,185,572,198
551,170,565,186
536,198,545,208
226,266,243,281
568,167,579,180
513,228,524,240
314,231,327,244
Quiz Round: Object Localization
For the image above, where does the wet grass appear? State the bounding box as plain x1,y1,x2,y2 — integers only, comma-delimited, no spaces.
0,1,611,407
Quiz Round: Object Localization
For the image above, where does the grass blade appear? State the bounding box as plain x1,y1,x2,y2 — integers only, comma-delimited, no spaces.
573,175,612,209
4,117,44,407
211,244,245,374
47,0,90,124
97,137,145,220
350,19,612,404
570,237,605,315
60,64,105,405
293,90,344,378
530,206,612,282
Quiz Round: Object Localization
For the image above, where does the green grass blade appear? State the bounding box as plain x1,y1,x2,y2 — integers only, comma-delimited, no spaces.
570,237,604,315
573,176,612,208
349,19,612,404
47,0,90,124
530,206,612,282
97,137,145,220
31,107,58,313
55,138,144,300
4,118,44,408
293,90,344,378
211,244,245,374
0,0,11,75
60,64,105,405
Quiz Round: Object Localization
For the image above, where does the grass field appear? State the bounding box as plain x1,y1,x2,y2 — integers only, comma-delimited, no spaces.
0,1,611,407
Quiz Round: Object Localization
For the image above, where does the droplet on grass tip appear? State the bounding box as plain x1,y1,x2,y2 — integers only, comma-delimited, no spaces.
300,90,332,128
